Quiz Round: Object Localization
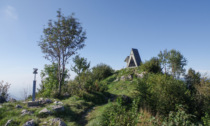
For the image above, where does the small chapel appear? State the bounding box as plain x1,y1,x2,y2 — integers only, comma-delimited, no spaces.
124,48,142,68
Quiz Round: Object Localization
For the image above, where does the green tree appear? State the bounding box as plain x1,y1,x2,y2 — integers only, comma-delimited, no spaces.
140,57,162,74
39,64,68,97
71,55,90,90
38,10,86,95
168,49,187,78
158,49,169,73
185,68,201,94
71,55,90,76
92,63,114,81
158,49,187,78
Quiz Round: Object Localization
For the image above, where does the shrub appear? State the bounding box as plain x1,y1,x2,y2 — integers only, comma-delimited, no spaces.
136,74,191,115
38,64,68,98
0,81,10,103
140,57,162,74
101,98,139,126
92,63,114,81
162,105,196,126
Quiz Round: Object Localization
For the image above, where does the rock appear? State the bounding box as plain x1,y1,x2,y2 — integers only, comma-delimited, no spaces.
39,108,51,114
39,98,44,101
52,105,64,112
16,104,22,108
45,98,52,103
54,101,63,105
0,105,2,108
5,119,12,126
9,98,16,102
135,72,146,78
39,98,52,104
21,109,33,116
23,119,35,126
120,76,126,81
27,101,39,107
114,77,119,82
49,118,66,126
120,75,133,81
127,75,132,80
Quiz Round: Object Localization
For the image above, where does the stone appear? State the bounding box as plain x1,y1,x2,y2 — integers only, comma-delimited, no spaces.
135,72,146,78
52,105,64,112
23,119,35,126
114,77,119,82
45,98,52,103
120,75,133,81
5,119,12,126
21,109,33,116
127,75,132,80
54,101,63,105
120,76,126,81
39,108,51,115
16,104,22,108
49,118,66,126
27,101,39,107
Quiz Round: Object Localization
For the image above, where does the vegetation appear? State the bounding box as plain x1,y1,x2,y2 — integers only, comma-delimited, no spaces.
1,10,209,126
38,63,69,98
0,81,10,103
38,9,86,95
158,49,187,78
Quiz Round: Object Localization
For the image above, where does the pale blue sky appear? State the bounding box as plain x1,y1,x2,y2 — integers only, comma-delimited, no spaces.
0,0,210,99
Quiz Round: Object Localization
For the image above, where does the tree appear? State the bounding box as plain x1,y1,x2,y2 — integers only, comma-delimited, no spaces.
39,64,68,97
158,49,169,73
185,68,201,93
140,57,162,74
158,49,187,78
92,63,114,81
168,49,187,78
39,10,86,95
71,55,90,76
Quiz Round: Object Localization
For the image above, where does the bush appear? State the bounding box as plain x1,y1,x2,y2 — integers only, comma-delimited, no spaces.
101,98,139,126
0,81,10,103
136,74,190,115
38,64,68,98
140,57,162,74
92,63,114,81
162,105,196,126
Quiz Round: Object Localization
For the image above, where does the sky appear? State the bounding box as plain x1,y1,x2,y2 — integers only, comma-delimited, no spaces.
0,0,210,99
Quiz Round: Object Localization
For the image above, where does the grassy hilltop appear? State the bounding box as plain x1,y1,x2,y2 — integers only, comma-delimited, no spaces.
0,66,209,126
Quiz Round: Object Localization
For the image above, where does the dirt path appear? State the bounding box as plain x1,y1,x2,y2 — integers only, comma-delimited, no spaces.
78,107,94,126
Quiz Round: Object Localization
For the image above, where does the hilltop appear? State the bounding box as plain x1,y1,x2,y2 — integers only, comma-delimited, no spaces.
0,66,209,126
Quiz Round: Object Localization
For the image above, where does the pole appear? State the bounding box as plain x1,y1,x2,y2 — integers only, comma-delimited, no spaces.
32,68,38,101
32,80,36,101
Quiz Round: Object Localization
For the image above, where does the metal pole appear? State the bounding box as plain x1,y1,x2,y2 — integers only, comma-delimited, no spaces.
32,80,36,101
32,68,38,101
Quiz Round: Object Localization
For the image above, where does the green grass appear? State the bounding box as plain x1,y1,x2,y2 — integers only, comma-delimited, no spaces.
0,67,142,126
86,103,113,126
0,95,94,126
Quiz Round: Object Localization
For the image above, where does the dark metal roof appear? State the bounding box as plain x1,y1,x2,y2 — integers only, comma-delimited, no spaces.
131,48,142,66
